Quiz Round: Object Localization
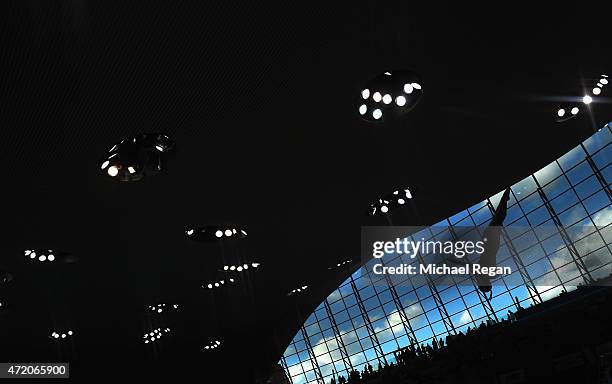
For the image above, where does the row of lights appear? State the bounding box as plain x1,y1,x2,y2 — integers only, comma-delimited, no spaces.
185,227,248,239
288,285,309,296
203,278,235,289
556,74,608,122
328,259,353,270
369,188,413,216
591,75,608,96
24,249,56,262
143,328,171,344
222,262,260,272
50,330,74,339
201,340,221,351
147,303,179,314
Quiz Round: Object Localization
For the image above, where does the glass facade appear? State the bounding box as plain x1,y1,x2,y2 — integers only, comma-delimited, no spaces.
280,124,612,384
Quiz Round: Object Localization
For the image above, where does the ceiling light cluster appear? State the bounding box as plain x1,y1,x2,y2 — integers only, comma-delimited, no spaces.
591,74,608,96
100,133,175,182
185,226,247,242
143,327,171,344
50,330,74,340
24,249,57,262
369,188,413,216
223,262,260,272
328,259,353,270
556,74,608,122
203,277,235,290
358,70,423,122
288,285,309,296
147,303,179,314
201,339,222,351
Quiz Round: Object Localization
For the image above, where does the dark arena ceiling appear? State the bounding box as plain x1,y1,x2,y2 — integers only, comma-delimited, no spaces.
0,1,611,382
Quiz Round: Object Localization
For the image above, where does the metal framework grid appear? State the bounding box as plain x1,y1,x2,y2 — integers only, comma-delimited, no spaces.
281,124,612,384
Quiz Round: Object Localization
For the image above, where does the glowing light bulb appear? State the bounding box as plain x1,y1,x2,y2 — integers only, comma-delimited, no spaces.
107,166,119,177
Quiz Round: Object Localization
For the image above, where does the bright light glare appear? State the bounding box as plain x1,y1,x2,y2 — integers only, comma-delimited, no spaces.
381,205,389,213
48,254,55,261
583,95,593,104
412,82,422,90
128,166,136,174
403,84,413,94
395,96,407,106
593,87,601,95
39,255,46,262
382,94,392,104
224,229,232,237
557,109,565,117
361,89,370,99
571,107,579,115
601,78,609,85
373,92,382,102
215,230,223,238
372,109,382,120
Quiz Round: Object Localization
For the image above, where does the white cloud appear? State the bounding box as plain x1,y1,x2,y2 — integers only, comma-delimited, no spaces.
459,310,471,325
